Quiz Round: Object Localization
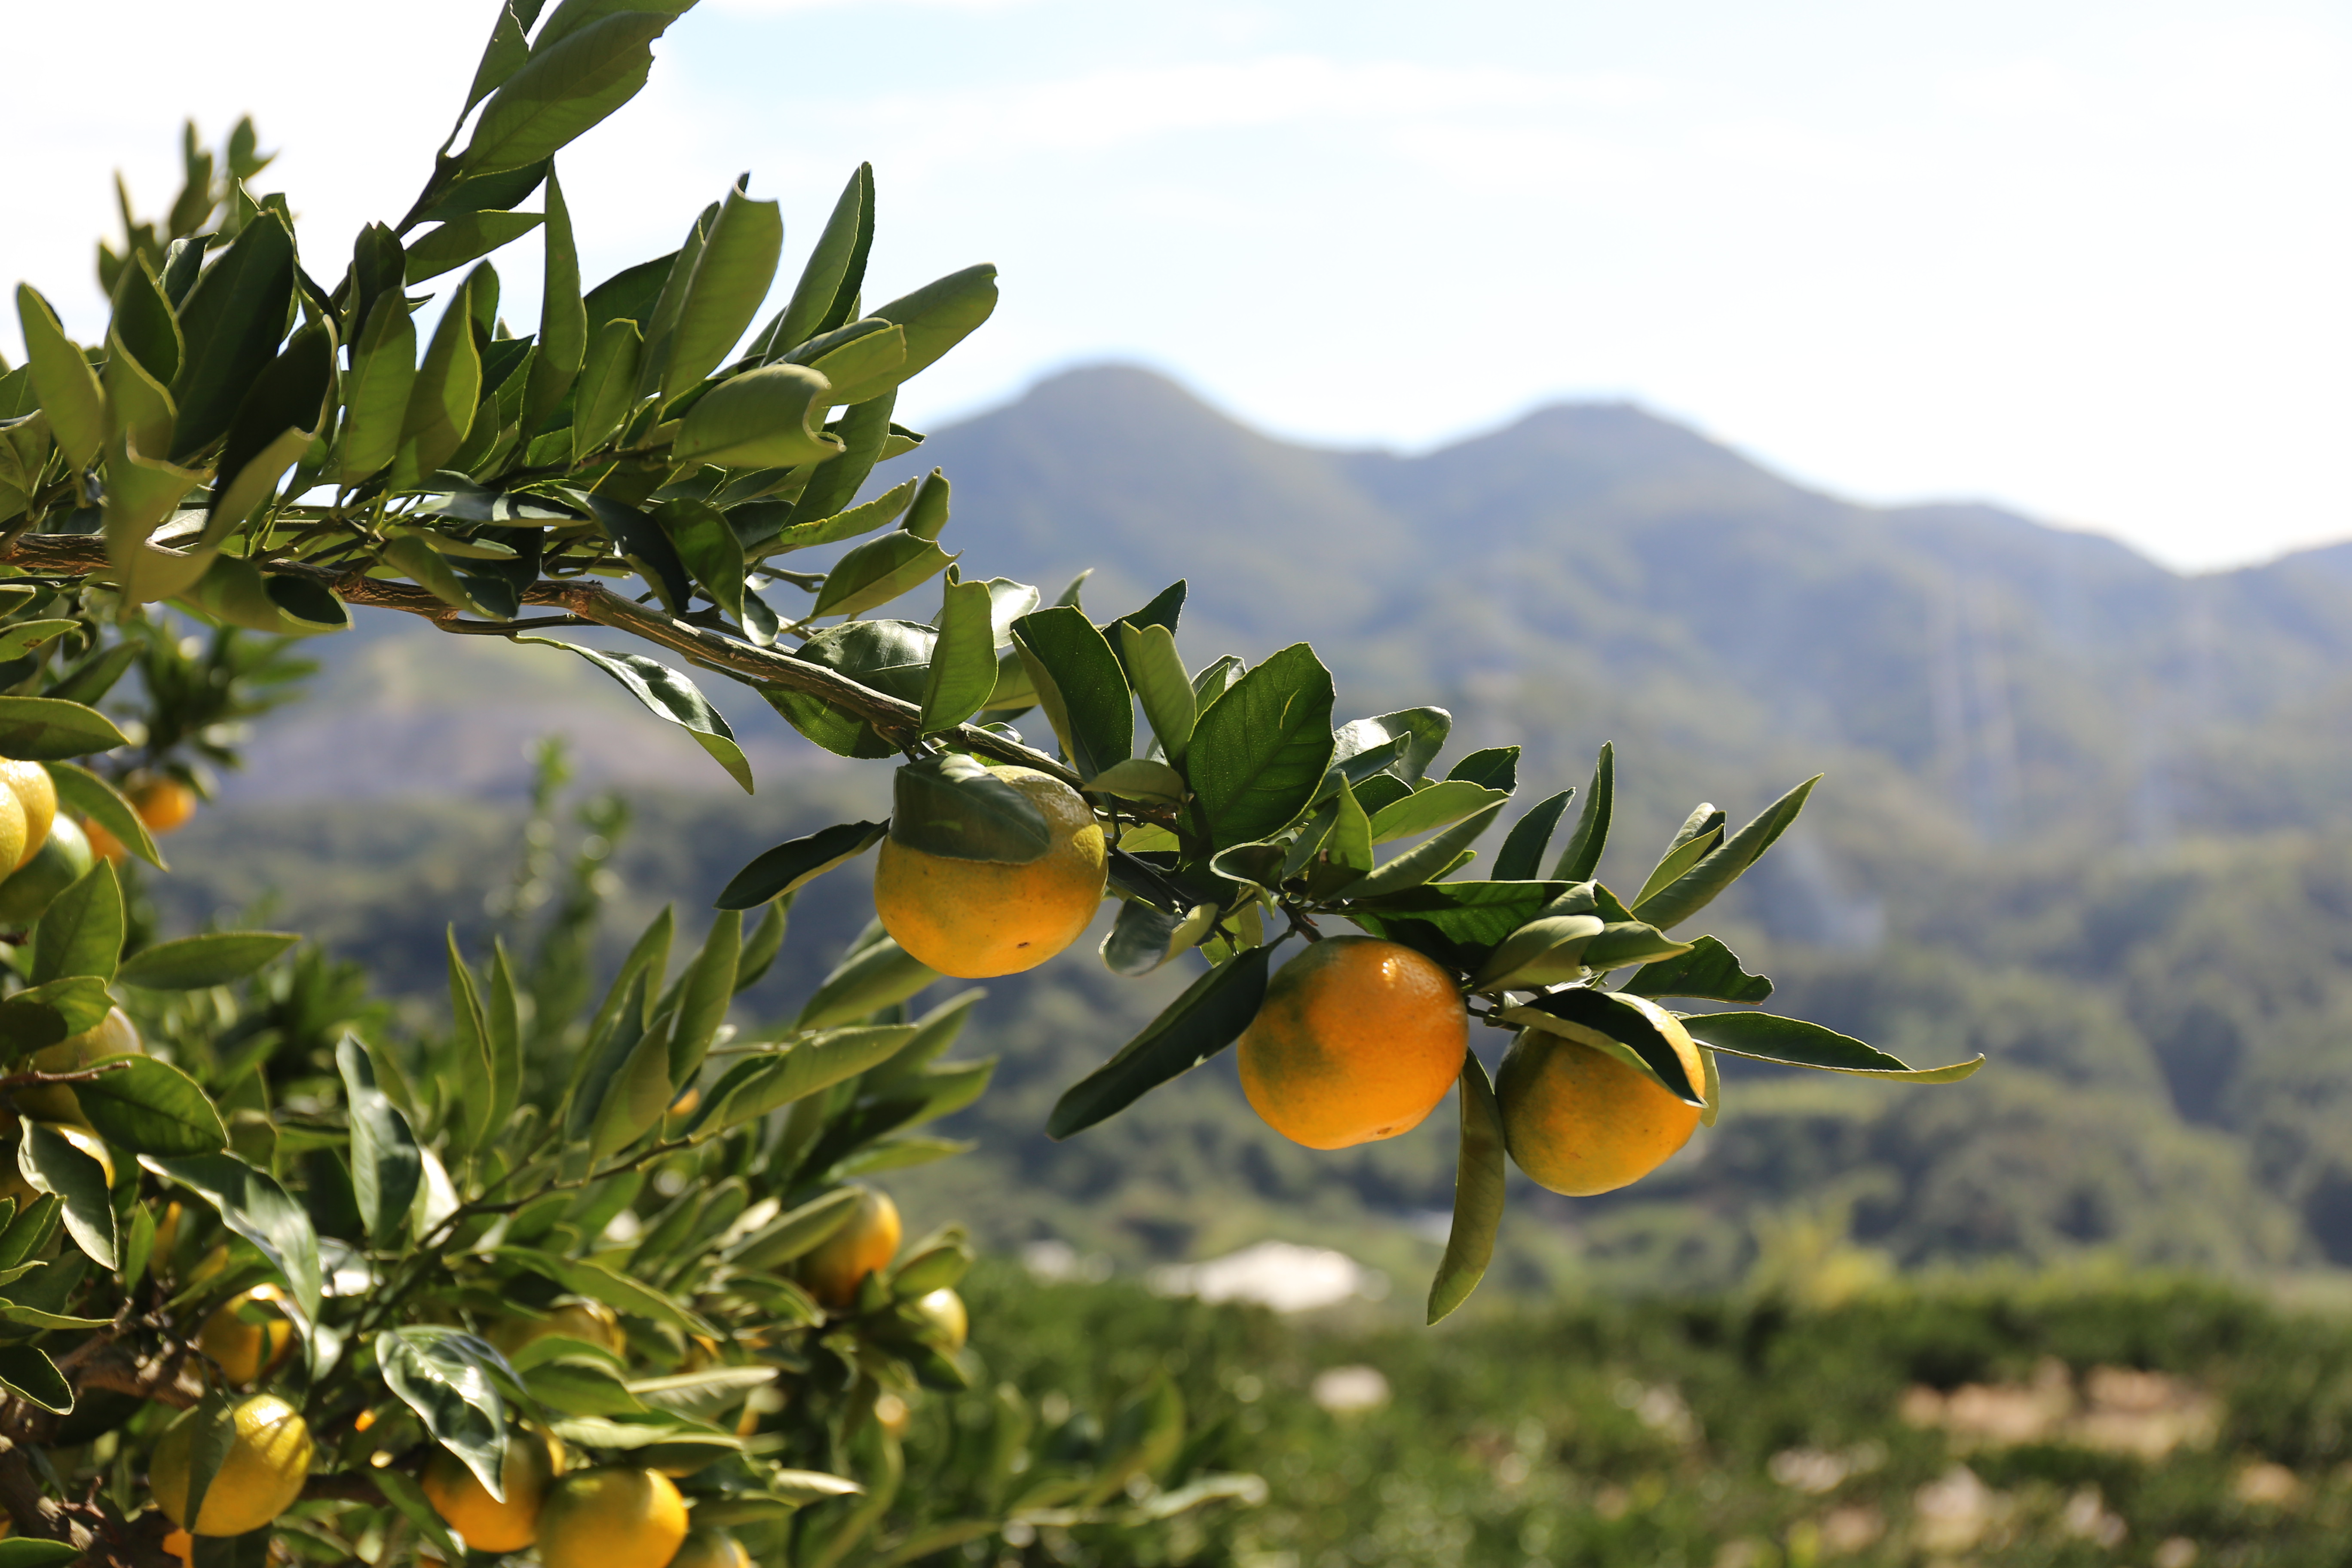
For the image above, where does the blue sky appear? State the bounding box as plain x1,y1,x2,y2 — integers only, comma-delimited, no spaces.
16,0,2350,570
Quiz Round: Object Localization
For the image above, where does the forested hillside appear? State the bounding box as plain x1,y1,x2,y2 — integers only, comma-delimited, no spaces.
165,367,2352,1289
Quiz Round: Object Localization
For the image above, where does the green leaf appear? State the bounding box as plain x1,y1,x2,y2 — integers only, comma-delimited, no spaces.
795,934,937,1032
143,1153,323,1325
525,165,585,431
889,752,1050,863
665,177,783,403
0,623,73,663
717,821,887,910
18,1122,115,1268
514,637,752,793
168,212,295,461
377,1328,510,1501
382,535,493,617
794,322,905,408
1333,707,1450,783
724,1187,861,1272
920,577,996,734
0,1539,81,1567
463,2,533,113
1510,988,1702,1105
1676,1012,1984,1082
1634,777,1820,931
1083,758,1186,805
498,1247,715,1336
1099,897,1217,977
532,0,696,50
1577,922,1694,972
1185,643,1334,850
815,532,956,620
658,497,746,625
339,290,419,485
570,317,642,459
901,467,950,541
371,1464,468,1565
1623,935,1773,1004
45,766,160,872
460,11,673,174
208,324,334,539
0,698,129,761
781,383,899,527
579,493,691,612
338,1035,421,1241
1339,880,1563,974
1491,789,1573,882
0,1346,74,1418
871,264,998,384
71,1057,225,1156
1119,621,1196,763
674,363,839,469
31,861,121,984
0,977,112,1053
117,931,297,989
1048,946,1271,1139
407,211,544,285
758,163,870,357
1445,747,1519,793
1553,743,1614,882
393,263,487,486
668,909,739,1088
756,475,919,559
766,618,931,759
1464,912,1605,991
1633,803,1726,910
14,285,103,469
1348,799,1507,898
1010,607,1131,777
1367,780,1508,845
1426,1052,1502,1325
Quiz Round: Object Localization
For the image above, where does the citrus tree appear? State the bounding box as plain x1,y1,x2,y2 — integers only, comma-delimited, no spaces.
0,1,1985,1560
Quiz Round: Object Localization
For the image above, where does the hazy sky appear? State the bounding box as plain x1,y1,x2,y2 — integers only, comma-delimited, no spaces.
15,0,2349,572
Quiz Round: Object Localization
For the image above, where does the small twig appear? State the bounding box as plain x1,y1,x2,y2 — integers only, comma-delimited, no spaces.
0,1063,136,1092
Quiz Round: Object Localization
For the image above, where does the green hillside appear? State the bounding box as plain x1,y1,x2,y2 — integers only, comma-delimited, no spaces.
165,367,2352,1289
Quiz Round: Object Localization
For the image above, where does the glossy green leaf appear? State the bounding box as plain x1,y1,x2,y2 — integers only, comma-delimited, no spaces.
658,497,745,625
719,1191,863,1279
1465,912,1604,991
0,977,114,1051
71,1057,225,1157
1333,707,1450,783
0,1346,74,1419
463,2,533,113
795,321,906,408
1552,743,1615,882
377,1328,510,1501
340,290,419,485
871,263,998,383
1492,789,1573,882
1634,775,1819,931
1427,1052,1503,1325
665,177,783,403
1348,798,1506,899
498,1247,715,1336
902,467,950,541
1047,945,1271,1139
570,317,642,459
1509,988,1703,1105
716,821,887,910
532,0,696,50
1623,935,1773,1004
1100,897,1218,978
1576,921,1693,972
1185,643,1334,850
208,323,334,539
407,211,544,284
460,11,673,174
758,163,870,358
1120,621,1195,763
921,577,997,733
815,530,955,620
1633,803,1726,910
674,363,839,469
0,1537,80,1566
578,492,690,611
766,618,931,759
0,697,128,763
1083,758,1186,804
514,637,752,793
521,165,585,432
168,211,295,460
18,1122,115,1268
759,475,917,557
14,286,104,468
668,909,738,1088
395,264,487,486
889,753,1051,863
1677,1011,1984,1082
1010,607,1132,778
117,931,297,989
0,623,74,663
1367,780,1508,845
796,937,937,1031
1446,746,1519,793
338,1035,421,1241
31,860,121,984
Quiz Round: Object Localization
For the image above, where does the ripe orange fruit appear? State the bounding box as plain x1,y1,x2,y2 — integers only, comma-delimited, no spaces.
1237,937,1467,1150
196,1284,298,1385
670,1528,754,1568
129,774,198,835
0,761,54,869
1496,999,1705,1196
17,1005,143,1125
162,1528,193,1565
422,1427,565,1553
535,1468,689,1568
799,1187,900,1307
150,1393,313,1536
873,766,1106,977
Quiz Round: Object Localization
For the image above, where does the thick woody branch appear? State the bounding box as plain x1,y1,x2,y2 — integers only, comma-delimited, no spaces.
1,534,1085,789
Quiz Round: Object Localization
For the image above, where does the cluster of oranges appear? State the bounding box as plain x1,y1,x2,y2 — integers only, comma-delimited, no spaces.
872,765,1698,1196
0,760,197,929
